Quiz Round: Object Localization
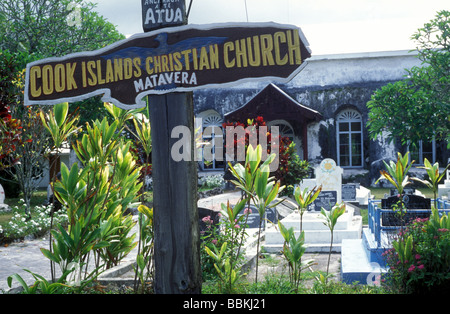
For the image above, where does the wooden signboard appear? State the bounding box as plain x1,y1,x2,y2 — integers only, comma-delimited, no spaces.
24,22,311,109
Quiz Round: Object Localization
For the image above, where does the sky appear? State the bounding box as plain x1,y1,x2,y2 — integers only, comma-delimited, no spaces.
92,0,448,55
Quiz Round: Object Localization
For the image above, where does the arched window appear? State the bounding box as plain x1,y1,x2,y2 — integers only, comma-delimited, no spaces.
200,112,224,170
267,119,304,159
268,120,295,142
336,109,363,167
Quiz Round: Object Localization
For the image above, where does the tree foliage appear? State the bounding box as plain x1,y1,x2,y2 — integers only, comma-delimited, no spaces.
367,10,450,146
0,0,127,123
0,0,125,58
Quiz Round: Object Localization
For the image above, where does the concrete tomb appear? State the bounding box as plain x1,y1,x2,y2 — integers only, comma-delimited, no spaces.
264,158,363,253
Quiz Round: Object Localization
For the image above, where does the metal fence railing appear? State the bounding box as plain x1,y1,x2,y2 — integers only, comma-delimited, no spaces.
368,198,450,247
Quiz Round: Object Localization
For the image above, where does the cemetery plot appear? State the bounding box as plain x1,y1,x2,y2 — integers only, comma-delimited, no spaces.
381,194,432,226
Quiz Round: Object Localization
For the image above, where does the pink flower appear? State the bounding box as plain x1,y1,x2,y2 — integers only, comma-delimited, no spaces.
244,207,252,215
438,228,449,232
415,254,421,260
211,239,218,245
202,216,212,224
234,224,240,229
408,265,415,272
418,264,425,270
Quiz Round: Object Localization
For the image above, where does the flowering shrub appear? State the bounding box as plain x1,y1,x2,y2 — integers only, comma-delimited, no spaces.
222,116,310,192
200,205,249,280
0,199,68,244
0,50,24,169
199,174,225,189
383,209,450,294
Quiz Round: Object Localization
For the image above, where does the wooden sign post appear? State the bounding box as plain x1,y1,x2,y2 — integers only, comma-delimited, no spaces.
23,0,311,294
142,0,201,294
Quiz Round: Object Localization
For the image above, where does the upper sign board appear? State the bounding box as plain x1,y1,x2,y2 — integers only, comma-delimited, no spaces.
24,22,311,109
141,0,186,31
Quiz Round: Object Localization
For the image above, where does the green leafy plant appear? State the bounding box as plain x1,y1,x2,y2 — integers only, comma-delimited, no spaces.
218,199,248,265
40,102,79,150
7,269,71,294
134,204,154,293
40,101,79,281
205,242,246,294
228,144,283,283
376,152,414,196
278,220,314,292
294,185,322,233
392,235,414,266
200,200,248,281
412,158,450,208
376,152,415,233
40,105,142,284
134,253,152,294
7,264,100,294
252,149,283,283
320,202,346,282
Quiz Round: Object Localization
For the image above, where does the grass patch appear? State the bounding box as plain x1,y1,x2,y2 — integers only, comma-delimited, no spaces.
369,187,434,200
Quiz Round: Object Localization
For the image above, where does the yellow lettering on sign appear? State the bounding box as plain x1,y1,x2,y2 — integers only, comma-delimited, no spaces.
287,29,301,65
133,57,142,77
42,65,53,95
87,61,97,86
124,58,133,80
66,63,77,91
168,54,174,72
224,42,235,68
154,56,162,74
81,62,87,87
181,50,191,71
30,66,42,97
54,64,65,93
209,44,219,70
247,36,261,67
274,32,288,65
173,52,183,71
235,39,247,68
114,59,124,81
192,48,198,71
105,60,114,83
260,34,275,66
145,57,154,75
96,60,105,85
161,55,170,72
199,46,210,70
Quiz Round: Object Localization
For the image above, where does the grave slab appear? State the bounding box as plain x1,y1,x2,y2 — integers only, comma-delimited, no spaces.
264,202,362,253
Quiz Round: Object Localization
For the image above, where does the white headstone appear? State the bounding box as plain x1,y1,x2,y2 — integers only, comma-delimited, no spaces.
315,158,343,204
0,183,5,204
